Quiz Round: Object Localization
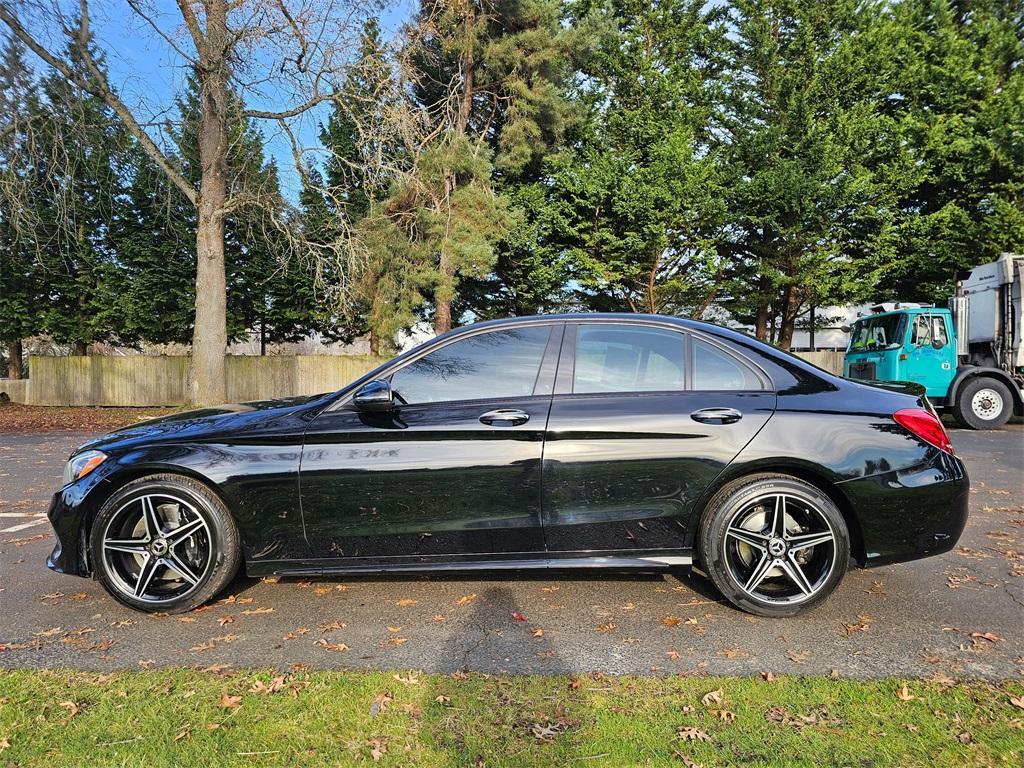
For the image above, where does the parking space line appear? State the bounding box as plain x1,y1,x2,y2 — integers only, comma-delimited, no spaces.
0,512,46,518
0,517,49,534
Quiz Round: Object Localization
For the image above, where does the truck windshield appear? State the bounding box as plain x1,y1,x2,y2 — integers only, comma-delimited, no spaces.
848,314,905,351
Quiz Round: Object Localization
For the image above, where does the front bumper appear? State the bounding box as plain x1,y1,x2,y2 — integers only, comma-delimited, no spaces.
840,450,969,567
45,470,112,578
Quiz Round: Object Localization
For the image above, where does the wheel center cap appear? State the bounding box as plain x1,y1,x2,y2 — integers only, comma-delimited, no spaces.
768,538,787,557
150,538,169,556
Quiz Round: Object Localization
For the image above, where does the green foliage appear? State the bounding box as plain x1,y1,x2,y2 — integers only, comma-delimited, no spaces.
0,34,43,348
29,34,134,350
544,0,729,316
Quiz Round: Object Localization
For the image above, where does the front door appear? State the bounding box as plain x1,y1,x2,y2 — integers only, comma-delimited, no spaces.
299,323,561,563
542,322,776,556
906,313,956,399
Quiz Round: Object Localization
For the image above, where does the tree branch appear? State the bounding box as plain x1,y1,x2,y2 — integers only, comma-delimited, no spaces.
0,3,198,206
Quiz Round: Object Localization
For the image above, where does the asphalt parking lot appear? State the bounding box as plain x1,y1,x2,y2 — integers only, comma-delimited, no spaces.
1,425,1021,679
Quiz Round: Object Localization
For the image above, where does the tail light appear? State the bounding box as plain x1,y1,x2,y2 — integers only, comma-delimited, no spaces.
893,408,955,455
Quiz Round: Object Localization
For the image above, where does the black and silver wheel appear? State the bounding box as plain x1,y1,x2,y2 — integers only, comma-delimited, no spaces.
91,474,240,613
698,473,849,617
952,377,1012,430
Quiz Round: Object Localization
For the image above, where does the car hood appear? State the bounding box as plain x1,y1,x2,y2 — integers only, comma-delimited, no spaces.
74,393,330,455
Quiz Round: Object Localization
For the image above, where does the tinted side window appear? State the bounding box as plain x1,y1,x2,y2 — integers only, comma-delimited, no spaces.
692,339,763,390
391,326,551,404
573,325,684,394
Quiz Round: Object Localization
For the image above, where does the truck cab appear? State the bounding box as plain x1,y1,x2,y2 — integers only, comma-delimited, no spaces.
844,253,1024,430
845,307,956,401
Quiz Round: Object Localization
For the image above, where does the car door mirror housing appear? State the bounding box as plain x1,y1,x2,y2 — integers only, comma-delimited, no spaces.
353,379,396,412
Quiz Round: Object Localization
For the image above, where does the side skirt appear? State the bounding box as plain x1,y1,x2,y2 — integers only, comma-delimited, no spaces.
246,553,692,578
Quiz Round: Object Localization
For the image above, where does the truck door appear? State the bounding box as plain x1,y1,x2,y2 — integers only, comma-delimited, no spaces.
906,313,956,399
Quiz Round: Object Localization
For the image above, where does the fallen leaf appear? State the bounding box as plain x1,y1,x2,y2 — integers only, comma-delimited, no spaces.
33,627,63,637
596,623,616,633
701,689,723,707
435,694,451,705
455,593,477,606
718,648,746,658
761,671,776,683
511,611,526,622
896,684,915,702
1009,696,1024,710
970,631,1003,643
661,616,682,628
666,650,680,661
396,599,417,607
58,701,80,717
710,709,736,723
531,628,544,638
316,639,349,652
217,616,235,627
676,726,711,743
786,650,809,663
394,673,420,685
219,692,242,709
368,738,387,761
318,621,346,633
530,722,568,740
189,641,216,652
241,607,273,616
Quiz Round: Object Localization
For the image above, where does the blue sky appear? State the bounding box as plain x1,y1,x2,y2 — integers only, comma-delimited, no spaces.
75,1,414,199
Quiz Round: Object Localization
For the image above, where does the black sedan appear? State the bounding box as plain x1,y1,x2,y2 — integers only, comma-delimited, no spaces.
46,314,969,617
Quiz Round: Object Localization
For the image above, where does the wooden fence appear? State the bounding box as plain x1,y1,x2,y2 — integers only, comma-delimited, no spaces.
0,355,388,407
0,349,845,407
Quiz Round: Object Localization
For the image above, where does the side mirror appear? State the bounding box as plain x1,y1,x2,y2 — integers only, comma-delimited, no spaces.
353,379,395,412
931,338,945,350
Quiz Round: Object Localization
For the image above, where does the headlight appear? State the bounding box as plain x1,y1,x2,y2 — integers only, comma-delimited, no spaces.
63,450,107,485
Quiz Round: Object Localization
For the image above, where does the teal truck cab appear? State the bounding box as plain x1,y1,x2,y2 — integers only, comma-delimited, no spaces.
844,253,1024,429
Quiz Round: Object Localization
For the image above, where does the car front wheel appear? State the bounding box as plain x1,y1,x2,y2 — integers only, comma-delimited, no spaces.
90,474,241,613
698,473,849,617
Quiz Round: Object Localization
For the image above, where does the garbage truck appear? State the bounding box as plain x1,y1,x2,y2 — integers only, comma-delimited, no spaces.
844,252,1023,429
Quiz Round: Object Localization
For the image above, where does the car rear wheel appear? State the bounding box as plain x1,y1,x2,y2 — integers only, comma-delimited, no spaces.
698,473,849,617
952,376,1012,430
90,474,241,613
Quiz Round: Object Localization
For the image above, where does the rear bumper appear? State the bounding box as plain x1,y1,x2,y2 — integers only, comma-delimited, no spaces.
839,450,969,567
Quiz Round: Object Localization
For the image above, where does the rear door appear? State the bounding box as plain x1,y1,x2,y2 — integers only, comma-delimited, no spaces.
541,322,776,557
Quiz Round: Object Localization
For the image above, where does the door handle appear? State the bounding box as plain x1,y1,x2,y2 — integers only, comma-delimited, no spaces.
479,409,530,427
690,407,743,425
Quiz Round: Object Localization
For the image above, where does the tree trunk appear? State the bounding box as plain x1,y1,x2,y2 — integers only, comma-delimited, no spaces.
777,284,801,351
71,340,87,356
188,2,229,406
434,249,453,335
754,304,769,341
6,340,23,379
369,329,380,356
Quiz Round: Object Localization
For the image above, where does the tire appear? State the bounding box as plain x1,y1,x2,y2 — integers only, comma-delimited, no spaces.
952,377,1012,430
698,473,849,618
90,473,241,613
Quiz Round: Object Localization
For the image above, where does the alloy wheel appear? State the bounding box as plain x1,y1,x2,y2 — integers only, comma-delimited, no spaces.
100,492,213,604
723,493,837,605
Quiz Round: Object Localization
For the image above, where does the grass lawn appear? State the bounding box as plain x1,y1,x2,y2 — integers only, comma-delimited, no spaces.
0,670,1021,766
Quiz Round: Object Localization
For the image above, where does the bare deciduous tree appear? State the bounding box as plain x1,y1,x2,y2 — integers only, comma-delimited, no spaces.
0,0,366,404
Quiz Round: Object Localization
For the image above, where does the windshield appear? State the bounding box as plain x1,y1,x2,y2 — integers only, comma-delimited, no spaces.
848,314,906,351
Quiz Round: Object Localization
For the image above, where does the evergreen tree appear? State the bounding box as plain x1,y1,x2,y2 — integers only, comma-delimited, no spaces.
718,0,911,349
33,34,132,353
876,0,1024,302
540,0,728,317
0,34,41,376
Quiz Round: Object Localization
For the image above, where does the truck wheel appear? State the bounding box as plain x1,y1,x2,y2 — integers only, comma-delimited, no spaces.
952,377,1013,430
